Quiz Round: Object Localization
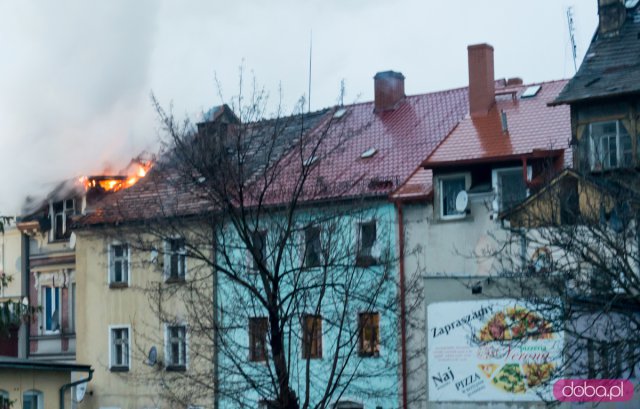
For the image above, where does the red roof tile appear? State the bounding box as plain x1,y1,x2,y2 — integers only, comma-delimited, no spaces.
394,80,572,201
77,87,470,226
423,80,571,166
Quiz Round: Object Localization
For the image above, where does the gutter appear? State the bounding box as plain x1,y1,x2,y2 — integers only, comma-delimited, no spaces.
59,367,93,409
394,202,409,409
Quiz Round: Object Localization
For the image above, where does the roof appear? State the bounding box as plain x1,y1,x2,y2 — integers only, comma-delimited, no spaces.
553,4,640,105
423,80,570,167
392,80,571,201
76,108,334,226
0,358,91,372
77,86,469,226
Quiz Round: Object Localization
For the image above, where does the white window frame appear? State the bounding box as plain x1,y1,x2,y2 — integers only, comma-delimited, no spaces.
164,323,188,369
108,325,132,370
22,389,43,409
108,242,131,287
589,120,632,170
41,286,61,335
437,173,470,220
164,238,187,281
491,166,532,213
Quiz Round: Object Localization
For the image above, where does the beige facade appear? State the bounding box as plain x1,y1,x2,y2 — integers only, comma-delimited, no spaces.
75,228,214,409
0,369,71,408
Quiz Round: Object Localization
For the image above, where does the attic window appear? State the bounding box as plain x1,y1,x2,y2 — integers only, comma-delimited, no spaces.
520,85,541,99
333,108,348,119
360,148,377,159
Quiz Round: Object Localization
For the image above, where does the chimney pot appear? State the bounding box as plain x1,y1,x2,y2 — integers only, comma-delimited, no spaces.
374,71,405,112
468,43,495,118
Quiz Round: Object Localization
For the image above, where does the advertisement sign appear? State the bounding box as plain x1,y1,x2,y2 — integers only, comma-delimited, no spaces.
428,299,563,402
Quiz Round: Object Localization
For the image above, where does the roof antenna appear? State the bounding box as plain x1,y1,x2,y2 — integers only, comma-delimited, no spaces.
308,30,313,113
566,7,578,73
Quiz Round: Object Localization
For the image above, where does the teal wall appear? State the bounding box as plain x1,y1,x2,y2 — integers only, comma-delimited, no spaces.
216,201,400,409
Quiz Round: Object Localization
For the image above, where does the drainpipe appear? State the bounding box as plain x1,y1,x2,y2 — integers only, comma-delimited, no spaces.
21,232,30,359
59,368,93,409
394,201,409,409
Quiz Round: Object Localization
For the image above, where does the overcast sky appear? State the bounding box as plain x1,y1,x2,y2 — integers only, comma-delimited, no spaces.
0,0,598,214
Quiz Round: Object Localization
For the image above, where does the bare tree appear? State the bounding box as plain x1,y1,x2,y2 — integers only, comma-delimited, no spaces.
91,81,403,409
487,169,640,389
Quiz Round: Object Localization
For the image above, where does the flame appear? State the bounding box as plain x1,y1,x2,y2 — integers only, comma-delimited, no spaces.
79,160,153,193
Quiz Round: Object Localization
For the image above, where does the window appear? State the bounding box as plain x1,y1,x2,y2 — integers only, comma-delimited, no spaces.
304,226,321,268
165,325,187,370
51,199,75,241
109,326,130,371
42,287,60,334
164,238,186,281
249,317,269,362
302,314,322,359
358,312,380,357
492,167,528,212
251,230,267,271
589,120,632,170
109,243,129,287
22,390,42,409
356,221,378,266
439,176,466,219
0,390,9,409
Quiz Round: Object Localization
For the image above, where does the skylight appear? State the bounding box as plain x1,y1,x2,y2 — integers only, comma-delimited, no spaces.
521,85,541,99
333,108,348,119
360,148,377,159
304,156,318,166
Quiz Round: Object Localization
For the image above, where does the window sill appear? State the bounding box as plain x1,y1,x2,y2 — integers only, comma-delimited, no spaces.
432,215,474,224
110,366,129,373
109,282,129,289
358,351,381,358
166,365,187,372
355,255,379,268
164,276,186,284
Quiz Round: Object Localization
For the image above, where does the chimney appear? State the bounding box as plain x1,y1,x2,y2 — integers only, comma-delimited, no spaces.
598,0,626,37
468,43,495,118
374,71,405,112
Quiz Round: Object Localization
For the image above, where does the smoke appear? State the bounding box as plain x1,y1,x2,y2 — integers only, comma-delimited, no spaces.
0,0,160,214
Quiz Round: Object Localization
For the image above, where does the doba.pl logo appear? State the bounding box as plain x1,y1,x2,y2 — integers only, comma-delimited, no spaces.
553,379,634,402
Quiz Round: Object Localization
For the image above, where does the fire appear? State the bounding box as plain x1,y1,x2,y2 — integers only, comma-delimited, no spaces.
79,159,153,193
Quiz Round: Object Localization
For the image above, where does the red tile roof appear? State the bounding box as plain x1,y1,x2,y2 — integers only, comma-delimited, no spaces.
77,86,470,226
424,80,570,166
393,80,571,201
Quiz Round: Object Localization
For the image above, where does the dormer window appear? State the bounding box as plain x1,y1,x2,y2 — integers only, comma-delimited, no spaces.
589,120,632,171
51,199,75,241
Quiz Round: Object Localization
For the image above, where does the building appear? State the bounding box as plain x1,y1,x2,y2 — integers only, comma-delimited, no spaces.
70,58,476,408
0,358,92,409
393,43,572,408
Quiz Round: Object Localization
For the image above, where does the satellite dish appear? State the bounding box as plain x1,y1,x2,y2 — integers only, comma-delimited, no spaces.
455,190,469,212
75,382,88,402
69,232,77,249
145,346,158,366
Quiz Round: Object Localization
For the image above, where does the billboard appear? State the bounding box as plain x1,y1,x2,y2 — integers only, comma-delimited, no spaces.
428,299,563,402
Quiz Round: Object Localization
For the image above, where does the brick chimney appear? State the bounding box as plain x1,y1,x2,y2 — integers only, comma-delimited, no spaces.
374,71,405,112
598,0,626,37
468,43,495,118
